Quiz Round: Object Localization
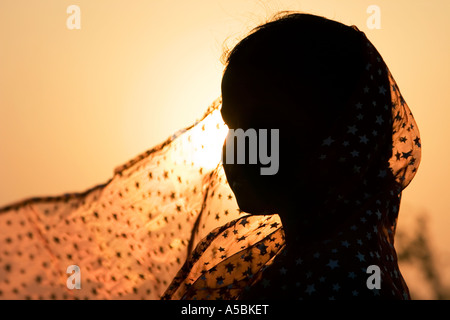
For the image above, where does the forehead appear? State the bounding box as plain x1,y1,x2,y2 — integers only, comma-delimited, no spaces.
221,65,290,104
221,65,314,127
221,66,262,99
221,68,279,126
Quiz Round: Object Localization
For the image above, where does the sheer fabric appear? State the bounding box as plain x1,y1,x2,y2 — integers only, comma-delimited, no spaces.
162,27,422,300
0,97,245,299
0,27,420,300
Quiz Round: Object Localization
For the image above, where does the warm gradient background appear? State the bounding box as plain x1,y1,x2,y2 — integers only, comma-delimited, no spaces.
0,0,449,299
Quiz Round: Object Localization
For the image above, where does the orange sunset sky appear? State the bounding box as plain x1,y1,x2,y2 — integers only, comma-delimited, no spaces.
0,0,449,299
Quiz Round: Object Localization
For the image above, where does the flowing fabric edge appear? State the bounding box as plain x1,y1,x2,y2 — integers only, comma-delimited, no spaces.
0,97,223,214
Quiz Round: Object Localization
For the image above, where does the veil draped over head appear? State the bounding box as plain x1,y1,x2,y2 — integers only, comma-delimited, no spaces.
0,25,420,300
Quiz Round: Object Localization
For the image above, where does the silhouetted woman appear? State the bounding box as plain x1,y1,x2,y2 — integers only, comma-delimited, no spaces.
0,11,421,300
164,12,421,300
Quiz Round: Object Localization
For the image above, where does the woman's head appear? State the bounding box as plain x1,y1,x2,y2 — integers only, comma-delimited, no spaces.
220,13,369,216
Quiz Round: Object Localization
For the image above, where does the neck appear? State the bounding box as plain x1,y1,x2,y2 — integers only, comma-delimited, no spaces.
276,194,347,249
277,205,319,248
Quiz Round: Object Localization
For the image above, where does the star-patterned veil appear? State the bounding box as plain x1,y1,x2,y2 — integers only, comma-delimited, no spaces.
0,23,420,300
162,25,422,300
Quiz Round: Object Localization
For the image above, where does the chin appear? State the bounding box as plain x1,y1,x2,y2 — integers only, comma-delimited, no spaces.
228,178,276,215
235,195,274,215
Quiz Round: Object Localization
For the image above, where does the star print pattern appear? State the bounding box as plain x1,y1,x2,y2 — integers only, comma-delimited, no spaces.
0,98,249,299
0,26,420,300
162,27,421,300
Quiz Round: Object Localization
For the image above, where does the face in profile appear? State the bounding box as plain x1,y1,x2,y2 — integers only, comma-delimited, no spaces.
219,14,368,218
220,66,320,216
